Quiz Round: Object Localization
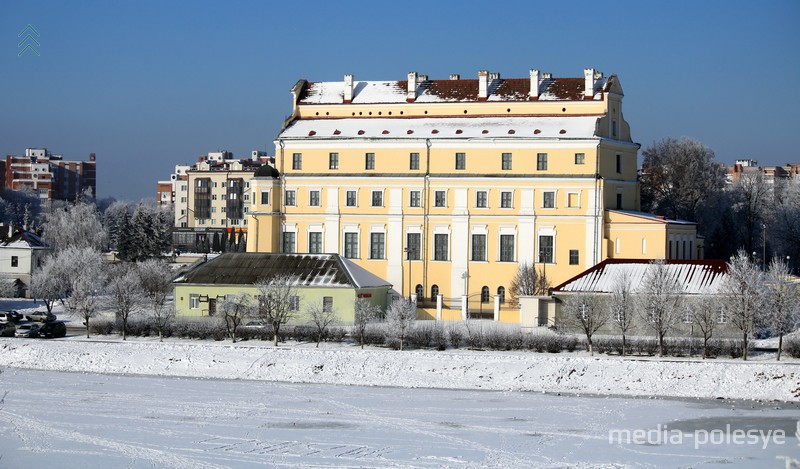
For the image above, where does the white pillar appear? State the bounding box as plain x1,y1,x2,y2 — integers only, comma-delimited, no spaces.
461,294,468,321
493,295,500,321
436,294,443,320
410,293,417,306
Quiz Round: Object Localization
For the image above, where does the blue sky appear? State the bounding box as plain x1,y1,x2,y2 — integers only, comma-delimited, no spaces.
2,0,798,202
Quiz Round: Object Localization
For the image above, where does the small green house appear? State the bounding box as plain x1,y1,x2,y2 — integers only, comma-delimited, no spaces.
172,252,392,324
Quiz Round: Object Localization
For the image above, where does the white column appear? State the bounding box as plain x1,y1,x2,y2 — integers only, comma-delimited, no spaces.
410,293,417,306
325,187,339,254
461,294,468,321
451,188,469,298
519,189,536,264
493,295,500,321
436,294,443,320
387,187,404,293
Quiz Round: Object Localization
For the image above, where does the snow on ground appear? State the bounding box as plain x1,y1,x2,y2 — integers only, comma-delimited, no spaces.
1,298,797,402
1,369,799,468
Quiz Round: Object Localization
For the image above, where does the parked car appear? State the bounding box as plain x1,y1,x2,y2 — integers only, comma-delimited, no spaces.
15,323,40,338
0,311,23,323
26,311,56,322
38,321,67,339
0,323,15,337
242,320,271,329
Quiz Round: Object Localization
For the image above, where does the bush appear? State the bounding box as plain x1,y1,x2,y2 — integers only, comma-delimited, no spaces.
784,337,800,358
351,323,386,347
447,323,464,349
90,319,115,335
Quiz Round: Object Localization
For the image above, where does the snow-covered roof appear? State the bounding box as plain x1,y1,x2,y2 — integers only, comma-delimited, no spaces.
553,259,728,295
279,116,601,141
174,252,392,289
298,76,613,104
0,230,49,249
607,210,696,225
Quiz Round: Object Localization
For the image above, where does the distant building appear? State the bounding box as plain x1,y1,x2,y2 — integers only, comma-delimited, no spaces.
726,159,800,186
1,148,97,202
172,252,392,322
160,151,273,252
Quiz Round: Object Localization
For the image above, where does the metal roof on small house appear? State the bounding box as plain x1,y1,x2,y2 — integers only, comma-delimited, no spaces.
553,259,728,295
173,252,392,289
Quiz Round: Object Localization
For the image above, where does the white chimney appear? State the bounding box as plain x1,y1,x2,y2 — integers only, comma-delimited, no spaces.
584,68,596,99
450,74,460,80
529,69,540,99
478,70,489,100
344,74,354,102
418,74,428,82
407,71,418,102
542,72,552,80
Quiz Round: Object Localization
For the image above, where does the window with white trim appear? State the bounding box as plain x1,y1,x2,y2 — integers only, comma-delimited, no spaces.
371,190,383,207
308,232,323,254
346,190,357,207
543,191,555,208
471,234,486,261
344,232,358,258
409,190,421,207
285,190,296,206
309,190,320,207
370,233,385,260
499,234,515,262
434,190,446,207
434,234,448,261
476,191,488,208
500,191,513,208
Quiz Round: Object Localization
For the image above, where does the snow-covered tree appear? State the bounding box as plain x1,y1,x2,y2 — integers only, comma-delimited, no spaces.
30,260,66,313
771,183,800,274
56,247,106,338
106,263,142,340
688,294,721,359
219,293,254,343
102,200,131,251
385,297,416,351
720,250,765,360
561,292,607,356
731,172,771,258
353,297,381,349
608,270,634,356
638,259,684,357
307,299,338,348
41,201,107,252
763,257,799,361
137,259,174,341
255,275,299,346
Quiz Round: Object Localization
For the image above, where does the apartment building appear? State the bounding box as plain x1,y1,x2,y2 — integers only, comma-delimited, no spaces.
2,148,97,202
246,68,700,320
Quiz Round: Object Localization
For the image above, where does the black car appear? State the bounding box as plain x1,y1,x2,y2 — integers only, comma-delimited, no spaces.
0,311,23,323
38,321,67,339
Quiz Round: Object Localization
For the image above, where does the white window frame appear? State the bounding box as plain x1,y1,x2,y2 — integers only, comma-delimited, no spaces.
500,191,513,209
542,191,555,209
371,190,384,207
409,190,421,208
475,190,488,208
345,189,358,207
434,190,447,208
308,189,321,207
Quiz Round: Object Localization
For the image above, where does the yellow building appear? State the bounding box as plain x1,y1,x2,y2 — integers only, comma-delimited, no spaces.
247,68,700,321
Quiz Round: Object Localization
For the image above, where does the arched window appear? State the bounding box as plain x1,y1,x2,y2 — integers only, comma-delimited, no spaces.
431,284,439,300
415,284,424,302
497,286,506,304
481,286,490,303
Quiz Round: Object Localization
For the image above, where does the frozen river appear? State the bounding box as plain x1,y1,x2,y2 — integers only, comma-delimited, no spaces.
0,369,797,468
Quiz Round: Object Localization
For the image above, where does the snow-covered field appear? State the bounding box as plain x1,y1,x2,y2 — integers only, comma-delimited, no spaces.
1,299,799,467
0,369,798,468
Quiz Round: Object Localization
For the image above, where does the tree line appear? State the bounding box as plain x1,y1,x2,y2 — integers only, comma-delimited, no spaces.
559,252,799,361
640,137,800,269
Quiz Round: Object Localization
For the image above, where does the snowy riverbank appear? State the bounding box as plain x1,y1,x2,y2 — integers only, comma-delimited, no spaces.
0,337,797,402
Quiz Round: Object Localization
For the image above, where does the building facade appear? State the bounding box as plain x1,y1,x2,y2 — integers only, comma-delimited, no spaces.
247,68,700,320
2,148,97,202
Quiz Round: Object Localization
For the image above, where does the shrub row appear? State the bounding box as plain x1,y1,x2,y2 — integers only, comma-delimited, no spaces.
589,336,748,358
784,337,800,358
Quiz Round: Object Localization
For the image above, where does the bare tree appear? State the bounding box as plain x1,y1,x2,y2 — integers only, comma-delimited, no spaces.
255,275,299,346
639,137,726,229
764,257,799,361
385,297,416,351
720,250,764,360
638,259,684,357
137,259,175,342
219,293,254,343
731,172,771,257
56,247,106,338
307,300,338,347
771,183,800,275
106,263,142,340
510,261,550,304
689,295,720,359
40,201,107,252
560,292,607,355
608,270,634,356
353,298,381,349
